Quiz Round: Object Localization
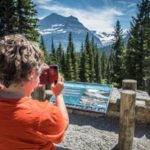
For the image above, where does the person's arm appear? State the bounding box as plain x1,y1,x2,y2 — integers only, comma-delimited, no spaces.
51,76,69,130
55,94,69,129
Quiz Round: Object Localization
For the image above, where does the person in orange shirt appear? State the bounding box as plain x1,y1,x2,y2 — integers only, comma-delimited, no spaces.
0,34,69,150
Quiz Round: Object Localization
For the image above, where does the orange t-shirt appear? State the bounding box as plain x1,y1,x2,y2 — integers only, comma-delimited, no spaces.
0,97,66,150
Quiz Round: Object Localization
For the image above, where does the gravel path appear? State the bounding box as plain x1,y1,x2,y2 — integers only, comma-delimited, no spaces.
57,113,150,150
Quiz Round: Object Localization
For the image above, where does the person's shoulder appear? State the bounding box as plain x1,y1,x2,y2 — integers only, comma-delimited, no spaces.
15,97,58,126
21,97,54,111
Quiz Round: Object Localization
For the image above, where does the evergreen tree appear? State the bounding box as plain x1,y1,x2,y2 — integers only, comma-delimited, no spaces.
144,11,150,76
106,57,111,84
0,0,17,36
50,37,56,64
56,42,63,72
90,36,96,82
66,32,79,81
17,0,39,41
106,50,114,84
0,0,39,41
76,52,81,81
91,36,96,58
101,52,108,79
79,43,85,81
126,0,150,88
74,53,80,81
84,33,93,82
80,48,89,82
111,20,125,87
66,32,73,80
51,37,55,55
80,42,84,54
95,52,102,83
40,35,49,63
60,50,66,76
80,34,100,83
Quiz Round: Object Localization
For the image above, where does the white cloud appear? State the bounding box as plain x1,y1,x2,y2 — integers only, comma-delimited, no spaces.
33,0,51,5
117,1,131,5
127,3,137,8
117,1,137,9
38,2,124,33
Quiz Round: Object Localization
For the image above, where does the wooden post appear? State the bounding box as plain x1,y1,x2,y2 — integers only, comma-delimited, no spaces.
122,79,137,91
144,78,150,95
119,90,136,150
45,90,53,100
31,85,45,101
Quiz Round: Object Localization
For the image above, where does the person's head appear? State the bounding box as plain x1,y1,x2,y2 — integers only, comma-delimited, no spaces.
0,34,44,95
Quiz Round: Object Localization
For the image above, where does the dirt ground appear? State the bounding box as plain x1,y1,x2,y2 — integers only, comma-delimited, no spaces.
57,113,150,150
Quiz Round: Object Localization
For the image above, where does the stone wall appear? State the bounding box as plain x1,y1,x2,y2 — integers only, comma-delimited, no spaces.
67,88,150,123
107,99,150,123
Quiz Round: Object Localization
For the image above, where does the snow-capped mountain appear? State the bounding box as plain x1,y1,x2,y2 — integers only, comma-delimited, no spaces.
94,30,128,46
38,13,102,51
95,32,114,46
38,13,129,52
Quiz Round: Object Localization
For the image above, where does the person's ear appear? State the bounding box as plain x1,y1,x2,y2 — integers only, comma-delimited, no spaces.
28,70,35,81
28,75,33,81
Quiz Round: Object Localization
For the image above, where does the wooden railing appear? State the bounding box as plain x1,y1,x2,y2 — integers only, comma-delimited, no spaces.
144,77,150,95
31,80,149,150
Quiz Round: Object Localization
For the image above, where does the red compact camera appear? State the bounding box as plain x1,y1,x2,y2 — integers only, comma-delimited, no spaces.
40,65,58,84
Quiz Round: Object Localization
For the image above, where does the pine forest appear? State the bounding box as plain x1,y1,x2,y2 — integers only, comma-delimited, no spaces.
0,0,150,89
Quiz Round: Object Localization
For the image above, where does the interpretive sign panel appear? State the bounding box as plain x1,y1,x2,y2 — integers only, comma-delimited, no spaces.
50,82,112,113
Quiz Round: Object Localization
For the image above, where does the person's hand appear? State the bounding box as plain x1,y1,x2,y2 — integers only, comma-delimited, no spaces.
42,63,49,70
51,75,64,97
0,83,5,90
36,63,49,88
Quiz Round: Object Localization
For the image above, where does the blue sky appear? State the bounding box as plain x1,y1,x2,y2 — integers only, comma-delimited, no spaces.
33,0,140,33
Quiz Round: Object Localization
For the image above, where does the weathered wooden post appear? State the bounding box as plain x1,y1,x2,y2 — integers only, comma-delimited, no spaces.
31,85,46,101
31,84,53,101
144,77,150,95
118,79,137,150
119,90,136,150
122,79,137,91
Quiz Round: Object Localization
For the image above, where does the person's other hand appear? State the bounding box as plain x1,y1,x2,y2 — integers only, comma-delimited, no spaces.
51,75,64,97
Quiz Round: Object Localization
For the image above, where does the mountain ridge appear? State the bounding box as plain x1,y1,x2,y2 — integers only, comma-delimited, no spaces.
38,13,128,52
38,13,102,51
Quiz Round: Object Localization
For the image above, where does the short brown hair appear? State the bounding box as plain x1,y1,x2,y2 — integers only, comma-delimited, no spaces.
0,34,44,87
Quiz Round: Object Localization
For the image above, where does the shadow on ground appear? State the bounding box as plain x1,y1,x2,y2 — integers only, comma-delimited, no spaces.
69,113,150,139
